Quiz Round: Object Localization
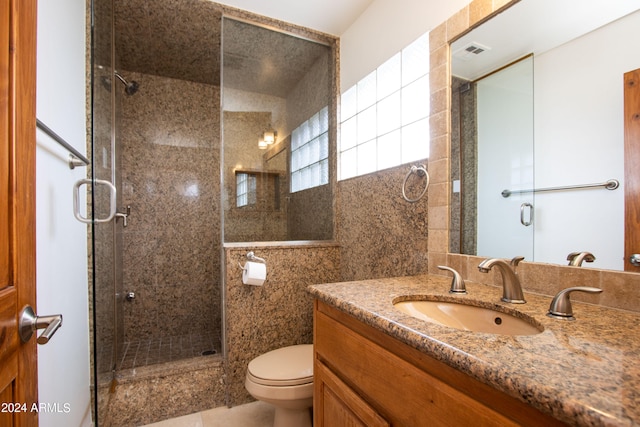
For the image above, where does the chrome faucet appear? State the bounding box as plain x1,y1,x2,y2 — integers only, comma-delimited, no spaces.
477,256,526,303
566,251,595,266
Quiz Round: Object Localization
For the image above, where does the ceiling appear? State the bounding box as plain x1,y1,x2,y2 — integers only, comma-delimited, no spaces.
114,0,221,85
212,0,373,36
451,0,640,81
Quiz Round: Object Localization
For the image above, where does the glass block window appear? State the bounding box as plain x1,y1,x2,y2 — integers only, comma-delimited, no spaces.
236,172,256,207
291,106,329,192
339,32,430,180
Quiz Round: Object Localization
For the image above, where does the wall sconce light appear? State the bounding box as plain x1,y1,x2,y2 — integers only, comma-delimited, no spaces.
258,129,277,150
263,130,276,144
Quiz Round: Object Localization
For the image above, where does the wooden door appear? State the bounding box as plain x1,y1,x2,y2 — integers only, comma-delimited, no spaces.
0,0,38,426
624,68,640,272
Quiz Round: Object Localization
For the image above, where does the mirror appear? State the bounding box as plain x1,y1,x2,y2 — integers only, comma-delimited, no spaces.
450,0,640,271
221,18,335,242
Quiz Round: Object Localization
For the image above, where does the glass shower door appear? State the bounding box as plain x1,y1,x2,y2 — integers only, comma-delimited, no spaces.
90,0,123,423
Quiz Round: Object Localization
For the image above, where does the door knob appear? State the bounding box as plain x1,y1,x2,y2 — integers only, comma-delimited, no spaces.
630,254,640,267
19,306,63,345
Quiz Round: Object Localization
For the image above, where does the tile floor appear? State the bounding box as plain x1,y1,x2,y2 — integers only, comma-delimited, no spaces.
141,401,274,427
97,333,221,372
118,334,220,369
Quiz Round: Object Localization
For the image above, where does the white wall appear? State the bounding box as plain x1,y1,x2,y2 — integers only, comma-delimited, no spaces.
36,0,92,425
533,9,640,270
340,0,472,91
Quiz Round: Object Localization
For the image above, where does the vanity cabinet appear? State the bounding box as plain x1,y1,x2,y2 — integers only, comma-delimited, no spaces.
313,300,567,427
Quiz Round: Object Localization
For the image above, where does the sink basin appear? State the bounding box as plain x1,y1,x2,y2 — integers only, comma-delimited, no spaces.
393,299,543,336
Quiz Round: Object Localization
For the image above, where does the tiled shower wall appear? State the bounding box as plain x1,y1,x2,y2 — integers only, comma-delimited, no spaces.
118,71,221,346
450,76,477,255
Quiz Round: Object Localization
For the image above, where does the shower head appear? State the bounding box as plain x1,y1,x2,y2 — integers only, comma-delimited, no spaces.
114,72,140,95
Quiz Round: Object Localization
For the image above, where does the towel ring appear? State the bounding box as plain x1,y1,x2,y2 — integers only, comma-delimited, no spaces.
402,164,429,203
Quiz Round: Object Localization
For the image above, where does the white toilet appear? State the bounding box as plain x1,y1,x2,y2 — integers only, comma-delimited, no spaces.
245,344,314,427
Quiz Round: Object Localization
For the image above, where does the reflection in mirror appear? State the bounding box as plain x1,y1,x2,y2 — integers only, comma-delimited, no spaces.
452,56,534,259
222,18,334,242
450,0,640,271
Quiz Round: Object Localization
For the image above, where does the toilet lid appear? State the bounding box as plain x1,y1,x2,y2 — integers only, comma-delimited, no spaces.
247,344,313,386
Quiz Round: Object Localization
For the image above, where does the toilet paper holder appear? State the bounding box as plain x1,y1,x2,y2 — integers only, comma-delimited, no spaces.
239,252,268,286
238,251,266,270
246,251,266,263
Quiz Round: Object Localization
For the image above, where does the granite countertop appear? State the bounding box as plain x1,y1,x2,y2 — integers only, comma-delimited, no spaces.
308,274,640,427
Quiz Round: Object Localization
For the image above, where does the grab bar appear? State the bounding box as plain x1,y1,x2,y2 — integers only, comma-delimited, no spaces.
36,118,89,169
501,179,619,198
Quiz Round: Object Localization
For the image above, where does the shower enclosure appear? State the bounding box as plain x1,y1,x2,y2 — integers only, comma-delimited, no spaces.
91,0,223,423
90,0,336,424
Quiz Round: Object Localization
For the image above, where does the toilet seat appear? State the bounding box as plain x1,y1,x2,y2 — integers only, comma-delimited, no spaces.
247,344,313,387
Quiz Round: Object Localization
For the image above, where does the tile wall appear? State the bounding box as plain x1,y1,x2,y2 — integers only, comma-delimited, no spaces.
98,357,226,426
224,243,341,406
337,164,431,281
119,71,222,346
446,253,640,313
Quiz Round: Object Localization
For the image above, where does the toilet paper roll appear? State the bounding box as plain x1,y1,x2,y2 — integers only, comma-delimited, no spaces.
242,261,267,286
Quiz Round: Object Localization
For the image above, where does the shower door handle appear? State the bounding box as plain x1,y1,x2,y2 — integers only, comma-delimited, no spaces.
19,306,63,345
520,202,533,226
73,178,117,223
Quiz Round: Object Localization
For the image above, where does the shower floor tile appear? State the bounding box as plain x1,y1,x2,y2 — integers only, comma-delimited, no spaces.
117,333,220,369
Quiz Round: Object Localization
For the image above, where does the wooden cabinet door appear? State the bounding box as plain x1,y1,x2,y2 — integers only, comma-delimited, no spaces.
314,360,389,427
624,68,640,272
0,0,38,426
